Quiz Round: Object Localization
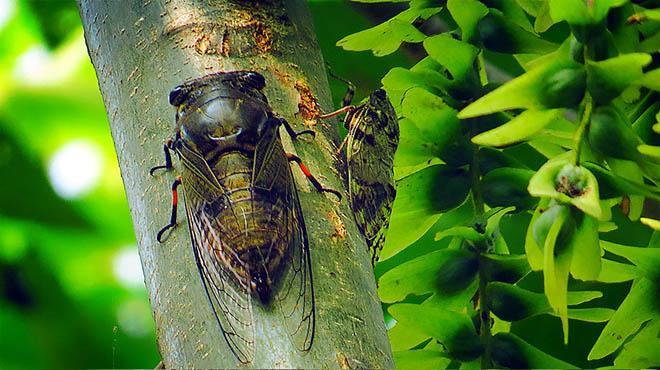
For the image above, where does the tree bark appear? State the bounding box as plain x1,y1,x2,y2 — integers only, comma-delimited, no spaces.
77,0,392,368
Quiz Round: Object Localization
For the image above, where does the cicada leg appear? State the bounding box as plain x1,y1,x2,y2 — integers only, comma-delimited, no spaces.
286,153,342,200
278,117,316,140
317,70,359,154
317,71,356,119
149,138,174,175
156,176,182,242
317,105,355,120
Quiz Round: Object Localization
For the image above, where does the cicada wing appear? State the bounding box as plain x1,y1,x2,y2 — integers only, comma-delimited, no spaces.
346,115,398,265
251,120,316,353
276,183,315,352
182,178,256,364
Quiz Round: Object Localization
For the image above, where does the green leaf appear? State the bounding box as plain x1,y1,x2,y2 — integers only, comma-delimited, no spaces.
534,1,555,33
528,159,603,219
336,7,441,56
378,249,477,302
393,350,451,369
478,12,558,54
589,278,657,360
638,69,660,92
566,308,614,323
382,166,471,259
459,59,584,118
435,226,483,243
586,53,652,104
596,258,639,283
492,333,577,368
472,109,562,147
569,214,601,281
389,304,483,361
382,66,449,97
447,0,488,42
641,217,660,231
608,158,646,220
395,118,439,168
566,290,603,305
638,144,660,158
601,241,660,279
583,161,660,201
388,321,433,351
614,318,660,368
401,87,460,157
423,35,479,83
542,204,573,343
389,18,427,42
549,0,627,25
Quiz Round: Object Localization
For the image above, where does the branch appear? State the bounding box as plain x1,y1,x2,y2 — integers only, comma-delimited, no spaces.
77,0,393,367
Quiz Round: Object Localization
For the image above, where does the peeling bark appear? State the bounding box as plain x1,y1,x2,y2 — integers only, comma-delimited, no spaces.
77,0,393,368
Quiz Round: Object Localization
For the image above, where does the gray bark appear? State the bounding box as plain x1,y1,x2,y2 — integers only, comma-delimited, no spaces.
77,0,392,368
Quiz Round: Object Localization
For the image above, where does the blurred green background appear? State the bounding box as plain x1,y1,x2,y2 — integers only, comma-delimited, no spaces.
0,0,406,367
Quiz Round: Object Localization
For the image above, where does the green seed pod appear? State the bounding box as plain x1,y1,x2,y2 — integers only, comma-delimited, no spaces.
532,204,576,253
436,252,479,294
486,283,544,322
539,63,586,109
588,105,643,162
480,254,531,284
491,333,531,369
482,168,536,210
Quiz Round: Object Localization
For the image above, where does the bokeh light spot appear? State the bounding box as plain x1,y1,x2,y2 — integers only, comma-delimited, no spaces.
13,45,51,84
0,0,15,31
113,246,145,289
116,298,152,338
47,140,103,199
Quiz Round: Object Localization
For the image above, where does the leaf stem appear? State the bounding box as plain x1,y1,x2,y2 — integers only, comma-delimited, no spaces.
479,269,492,368
470,142,485,217
574,94,593,165
469,124,490,366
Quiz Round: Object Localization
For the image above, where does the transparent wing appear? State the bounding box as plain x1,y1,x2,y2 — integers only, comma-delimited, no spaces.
182,176,256,364
276,181,315,352
252,120,316,352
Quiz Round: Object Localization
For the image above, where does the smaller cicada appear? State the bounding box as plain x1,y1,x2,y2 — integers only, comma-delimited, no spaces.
319,75,399,265
150,71,338,364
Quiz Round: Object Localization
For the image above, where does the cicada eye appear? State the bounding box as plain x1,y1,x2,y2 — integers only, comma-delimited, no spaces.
243,72,266,90
169,85,187,106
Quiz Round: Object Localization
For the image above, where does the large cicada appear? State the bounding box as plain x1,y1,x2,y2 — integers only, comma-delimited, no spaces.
150,71,338,364
319,78,399,265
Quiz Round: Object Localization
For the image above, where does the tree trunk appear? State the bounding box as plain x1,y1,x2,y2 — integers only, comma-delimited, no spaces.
77,0,393,368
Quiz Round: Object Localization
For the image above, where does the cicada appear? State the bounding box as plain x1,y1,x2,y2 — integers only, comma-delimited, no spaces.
150,71,339,364
319,76,399,265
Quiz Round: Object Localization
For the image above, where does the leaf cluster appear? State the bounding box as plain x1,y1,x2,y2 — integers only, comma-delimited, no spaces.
337,0,660,368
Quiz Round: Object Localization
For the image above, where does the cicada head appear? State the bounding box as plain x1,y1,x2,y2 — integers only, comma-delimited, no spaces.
350,89,398,137
169,71,274,151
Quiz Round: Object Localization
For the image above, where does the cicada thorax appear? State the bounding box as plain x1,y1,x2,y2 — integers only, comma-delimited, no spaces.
172,72,294,304
343,89,399,263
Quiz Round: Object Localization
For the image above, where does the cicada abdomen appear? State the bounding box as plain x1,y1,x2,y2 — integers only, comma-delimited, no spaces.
151,71,319,364
320,82,399,265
